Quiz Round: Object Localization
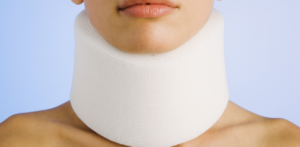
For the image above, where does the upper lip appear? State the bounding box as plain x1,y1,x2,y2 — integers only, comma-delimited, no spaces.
118,0,178,10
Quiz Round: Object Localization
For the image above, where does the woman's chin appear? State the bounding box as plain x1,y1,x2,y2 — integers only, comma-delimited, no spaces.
114,37,180,54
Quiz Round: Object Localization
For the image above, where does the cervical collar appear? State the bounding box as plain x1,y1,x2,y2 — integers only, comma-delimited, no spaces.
70,8,229,147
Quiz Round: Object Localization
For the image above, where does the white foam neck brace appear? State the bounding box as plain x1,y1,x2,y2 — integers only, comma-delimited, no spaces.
70,8,229,147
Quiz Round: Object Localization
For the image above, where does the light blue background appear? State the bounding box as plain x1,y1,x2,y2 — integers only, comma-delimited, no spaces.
1,0,299,126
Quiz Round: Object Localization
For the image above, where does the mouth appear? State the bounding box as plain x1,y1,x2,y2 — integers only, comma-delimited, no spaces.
118,0,179,18
118,0,178,10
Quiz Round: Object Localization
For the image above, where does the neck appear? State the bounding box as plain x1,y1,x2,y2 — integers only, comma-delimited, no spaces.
69,8,230,147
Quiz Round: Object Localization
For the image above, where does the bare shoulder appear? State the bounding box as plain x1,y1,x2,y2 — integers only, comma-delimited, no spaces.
0,103,78,146
260,118,300,147
228,102,300,147
222,104,300,147
221,117,300,147
0,102,127,147
0,109,61,146
186,101,300,147
0,101,90,132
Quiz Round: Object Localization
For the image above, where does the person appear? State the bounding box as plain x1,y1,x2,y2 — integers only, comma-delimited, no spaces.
1,0,300,146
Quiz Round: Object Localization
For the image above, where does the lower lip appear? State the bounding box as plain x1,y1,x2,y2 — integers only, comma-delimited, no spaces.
119,5,177,18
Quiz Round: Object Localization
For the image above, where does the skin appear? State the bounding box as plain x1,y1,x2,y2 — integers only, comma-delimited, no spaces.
73,0,214,54
1,101,300,146
1,0,300,146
